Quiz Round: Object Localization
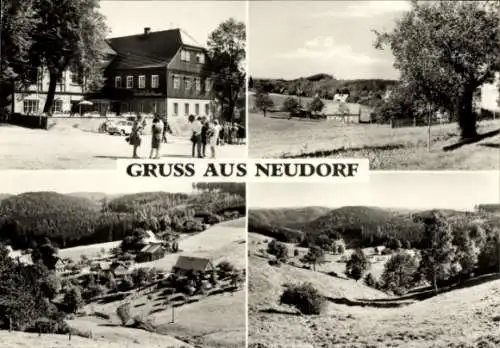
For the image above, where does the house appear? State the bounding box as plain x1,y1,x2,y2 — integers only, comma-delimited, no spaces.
98,27,213,119
136,243,166,263
172,256,214,275
55,258,66,273
109,261,129,276
7,44,116,116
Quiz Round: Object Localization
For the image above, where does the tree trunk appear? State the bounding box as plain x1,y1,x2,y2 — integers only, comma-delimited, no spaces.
457,88,477,139
43,70,59,114
263,109,266,117
432,272,438,294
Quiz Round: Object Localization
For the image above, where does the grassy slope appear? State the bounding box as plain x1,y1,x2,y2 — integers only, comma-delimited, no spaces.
248,111,500,170
248,233,500,348
0,327,191,348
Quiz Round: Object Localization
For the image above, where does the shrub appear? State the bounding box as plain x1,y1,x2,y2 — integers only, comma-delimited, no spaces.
217,261,236,279
294,249,300,257
116,303,131,326
267,240,288,262
346,248,369,281
63,286,83,314
364,273,377,288
279,282,325,315
381,248,393,255
282,97,300,112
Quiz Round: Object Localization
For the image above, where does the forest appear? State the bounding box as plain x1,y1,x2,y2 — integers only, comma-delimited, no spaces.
0,185,246,250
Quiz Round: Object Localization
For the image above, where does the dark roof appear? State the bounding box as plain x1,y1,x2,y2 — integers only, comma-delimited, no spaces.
140,244,164,254
107,28,201,70
174,256,213,272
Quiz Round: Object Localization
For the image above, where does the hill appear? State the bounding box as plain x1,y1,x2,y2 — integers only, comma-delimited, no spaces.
250,75,397,104
0,194,12,201
249,207,331,227
248,232,500,348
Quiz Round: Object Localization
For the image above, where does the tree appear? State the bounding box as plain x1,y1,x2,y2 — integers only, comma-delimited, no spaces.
279,282,325,315
29,0,109,113
381,251,419,292
282,96,299,113
63,286,82,313
267,240,288,263
300,246,325,271
346,248,369,281
31,242,59,270
254,90,274,117
207,18,246,122
374,1,500,139
216,261,235,279
0,0,38,86
416,211,456,292
309,96,324,113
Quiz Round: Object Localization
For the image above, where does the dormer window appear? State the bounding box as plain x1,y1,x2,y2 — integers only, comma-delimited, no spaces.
181,49,191,62
196,52,205,64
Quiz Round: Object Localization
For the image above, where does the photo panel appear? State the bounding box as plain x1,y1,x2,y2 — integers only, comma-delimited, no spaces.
0,171,246,348
0,0,247,170
247,0,499,170
247,171,500,347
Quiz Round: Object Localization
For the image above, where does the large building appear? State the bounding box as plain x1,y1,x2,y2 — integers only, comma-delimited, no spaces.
100,27,213,118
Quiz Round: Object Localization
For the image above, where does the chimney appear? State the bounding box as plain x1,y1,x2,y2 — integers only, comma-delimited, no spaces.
144,27,151,35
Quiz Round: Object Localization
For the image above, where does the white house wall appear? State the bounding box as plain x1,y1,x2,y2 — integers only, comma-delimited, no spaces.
167,97,212,118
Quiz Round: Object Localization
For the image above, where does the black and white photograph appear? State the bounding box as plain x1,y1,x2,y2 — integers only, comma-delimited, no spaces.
248,1,500,170
248,172,500,347
0,0,246,169
0,174,246,348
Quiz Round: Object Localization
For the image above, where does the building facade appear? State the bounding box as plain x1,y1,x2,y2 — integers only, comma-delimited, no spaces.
101,28,213,119
11,68,85,115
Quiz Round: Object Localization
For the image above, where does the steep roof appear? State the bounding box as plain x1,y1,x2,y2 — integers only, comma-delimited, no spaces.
140,243,164,254
174,256,213,272
106,28,203,70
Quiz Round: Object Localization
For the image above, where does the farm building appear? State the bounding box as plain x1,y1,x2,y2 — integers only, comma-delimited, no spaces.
54,258,66,273
172,256,214,275
136,243,166,263
322,101,361,123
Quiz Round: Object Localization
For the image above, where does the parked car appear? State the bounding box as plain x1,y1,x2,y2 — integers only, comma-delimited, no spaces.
107,120,133,135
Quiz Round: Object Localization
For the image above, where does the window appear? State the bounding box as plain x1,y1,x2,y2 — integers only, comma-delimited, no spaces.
173,103,178,116
184,103,190,115
115,76,122,88
23,99,39,114
205,103,209,116
151,75,159,88
138,103,144,113
173,75,180,89
195,78,201,92
126,76,133,88
70,72,79,84
138,75,145,89
205,78,211,93
195,52,205,64
184,77,192,90
195,103,199,115
181,49,191,62
53,99,63,113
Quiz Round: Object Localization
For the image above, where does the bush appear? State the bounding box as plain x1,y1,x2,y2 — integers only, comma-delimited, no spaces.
63,286,83,314
364,273,377,288
346,248,369,281
381,248,393,255
294,249,300,257
267,240,288,262
116,303,131,326
279,282,325,315
282,97,300,112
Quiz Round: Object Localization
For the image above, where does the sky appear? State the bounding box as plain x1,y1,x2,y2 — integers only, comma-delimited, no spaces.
99,0,246,46
249,0,412,80
0,171,194,195
249,172,500,211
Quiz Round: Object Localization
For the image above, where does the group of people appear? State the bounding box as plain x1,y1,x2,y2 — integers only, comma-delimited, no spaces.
128,113,171,159
127,113,244,159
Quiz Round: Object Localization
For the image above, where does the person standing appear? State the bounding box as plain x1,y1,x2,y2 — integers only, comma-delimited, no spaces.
208,120,221,158
149,115,164,159
130,113,144,158
201,117,209,158
188,115,202,158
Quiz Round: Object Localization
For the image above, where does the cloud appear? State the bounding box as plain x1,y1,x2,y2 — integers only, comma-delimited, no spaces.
311,0,411,18
278,36,379,66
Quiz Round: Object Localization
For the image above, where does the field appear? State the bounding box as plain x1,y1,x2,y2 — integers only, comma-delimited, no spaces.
248,111,500,170
65,218,246,348
0,123,245,169
248,233,500,348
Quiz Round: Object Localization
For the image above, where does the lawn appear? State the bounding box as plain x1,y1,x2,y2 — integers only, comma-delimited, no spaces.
248,111,500,170
0,124,246,169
